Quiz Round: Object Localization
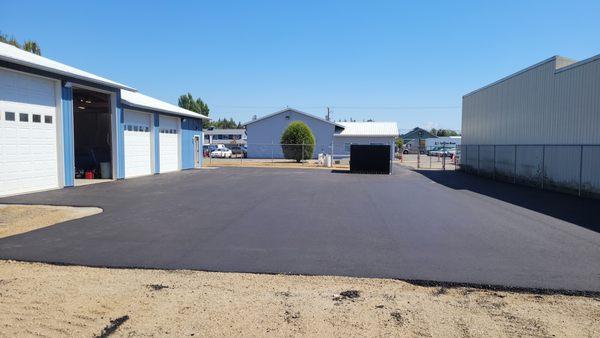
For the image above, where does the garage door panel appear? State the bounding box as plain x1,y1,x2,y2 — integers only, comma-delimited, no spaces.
123,110,152,178
0,68,59,197
159,115,179,173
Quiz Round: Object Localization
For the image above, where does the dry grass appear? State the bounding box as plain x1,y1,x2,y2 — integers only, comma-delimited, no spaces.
204,158,349,170
0,260,598,337
0,204,102,239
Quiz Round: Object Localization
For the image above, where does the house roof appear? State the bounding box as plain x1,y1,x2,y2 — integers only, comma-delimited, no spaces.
121,90,209,119
205,128,246,135
0,42,134,91
334,122,399,137
243,108,344,128
401,127,437,140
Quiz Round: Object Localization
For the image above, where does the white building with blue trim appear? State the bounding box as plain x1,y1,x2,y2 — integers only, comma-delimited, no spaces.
0,42,208,197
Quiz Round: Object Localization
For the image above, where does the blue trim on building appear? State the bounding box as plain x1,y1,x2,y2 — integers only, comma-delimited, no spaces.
180,117,203,169
61,85,74,187
153,112,160,173
115,91,125,179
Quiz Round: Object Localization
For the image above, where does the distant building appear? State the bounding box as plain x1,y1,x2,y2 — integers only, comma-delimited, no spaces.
462,54,600,197
243,108,398,159
203,128,247,147
401,127,437,153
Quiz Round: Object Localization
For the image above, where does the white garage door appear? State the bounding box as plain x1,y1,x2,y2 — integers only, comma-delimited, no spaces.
159,115,179,173
0,68,58,197
123,110,152,178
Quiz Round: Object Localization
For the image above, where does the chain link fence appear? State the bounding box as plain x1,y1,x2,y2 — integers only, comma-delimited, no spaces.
458,144,600,198
203,143,350,169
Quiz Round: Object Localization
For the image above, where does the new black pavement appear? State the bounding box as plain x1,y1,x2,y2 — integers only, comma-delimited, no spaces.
1,166,599,292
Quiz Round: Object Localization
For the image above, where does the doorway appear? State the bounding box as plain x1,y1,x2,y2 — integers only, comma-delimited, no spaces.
72,88,113,184
194,135,201,167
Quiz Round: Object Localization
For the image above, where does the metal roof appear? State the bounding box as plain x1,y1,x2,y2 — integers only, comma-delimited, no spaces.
0,42,134,90
243,108,344,128
120,90,209,120
334,122,399,137
204,128,246,135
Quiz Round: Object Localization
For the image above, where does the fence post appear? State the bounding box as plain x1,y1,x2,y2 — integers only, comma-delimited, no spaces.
271,141,274,165
493,145,496,180
513,145,517,184
541,145,545,190
579,145,583,196
477,145,480,176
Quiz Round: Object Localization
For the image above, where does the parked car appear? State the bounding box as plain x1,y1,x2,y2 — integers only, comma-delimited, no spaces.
427,147,443,156
430,147,456,157
229,145,247,158
210,148,232,158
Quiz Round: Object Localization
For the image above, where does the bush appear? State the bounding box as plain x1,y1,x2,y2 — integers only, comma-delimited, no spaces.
280,121,315,162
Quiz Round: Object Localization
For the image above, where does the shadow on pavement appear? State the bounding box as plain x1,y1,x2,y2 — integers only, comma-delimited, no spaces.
414,169,600,234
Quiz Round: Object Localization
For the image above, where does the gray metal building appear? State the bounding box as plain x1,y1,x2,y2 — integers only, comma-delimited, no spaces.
461,54,600,197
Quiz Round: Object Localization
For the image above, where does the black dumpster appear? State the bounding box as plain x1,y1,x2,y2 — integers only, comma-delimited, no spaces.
349,144,391,174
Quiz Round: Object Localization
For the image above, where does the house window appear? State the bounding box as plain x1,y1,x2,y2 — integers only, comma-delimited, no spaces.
5,112,15,121
32,114,41,123
19,113,29,122
344,143,351,152
44,115,52,124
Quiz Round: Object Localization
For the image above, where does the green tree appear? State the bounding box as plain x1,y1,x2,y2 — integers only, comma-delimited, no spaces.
1,32,42,55
23,40,41,55
395,138,404,152
429,128,460,137
280,121,315,162
178,93,209,117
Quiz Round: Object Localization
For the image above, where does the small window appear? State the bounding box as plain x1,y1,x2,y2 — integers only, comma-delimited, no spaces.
344,143,351,152
127,125,132,131
33,114,41,123
133,125,139,132
44,115,52,124
19,113,29,122
145,127,149,132
5,112,15,121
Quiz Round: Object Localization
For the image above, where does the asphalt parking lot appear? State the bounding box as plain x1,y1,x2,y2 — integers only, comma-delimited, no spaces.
1,166,599,292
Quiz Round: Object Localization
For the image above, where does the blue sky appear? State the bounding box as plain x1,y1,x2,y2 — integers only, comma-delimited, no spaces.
2,1,599,132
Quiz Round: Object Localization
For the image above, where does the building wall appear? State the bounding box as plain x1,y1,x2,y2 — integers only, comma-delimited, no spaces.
180,117,203,169
246,109,336,159
462,56,600,145
461,55,600,197
333,136,396,160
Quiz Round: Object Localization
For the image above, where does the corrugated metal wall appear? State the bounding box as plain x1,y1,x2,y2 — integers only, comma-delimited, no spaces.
463,56,600,145
461,55,600,198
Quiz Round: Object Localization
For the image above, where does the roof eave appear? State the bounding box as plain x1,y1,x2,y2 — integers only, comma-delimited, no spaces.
0,55,135,91
122,101,210,120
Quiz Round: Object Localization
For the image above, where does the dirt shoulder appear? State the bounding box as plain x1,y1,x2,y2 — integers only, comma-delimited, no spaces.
0,260,598,337
0,204,102,238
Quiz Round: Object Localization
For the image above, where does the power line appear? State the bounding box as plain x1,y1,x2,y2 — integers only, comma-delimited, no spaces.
210,105,460,110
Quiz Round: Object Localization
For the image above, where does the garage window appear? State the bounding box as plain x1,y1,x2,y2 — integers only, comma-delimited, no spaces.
5,112,15,121
32,114,41,123
44,115,53,124
19,113,29,122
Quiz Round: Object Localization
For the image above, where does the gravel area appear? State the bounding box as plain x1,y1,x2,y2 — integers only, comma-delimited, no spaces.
0,260,598,337
0,204,102,239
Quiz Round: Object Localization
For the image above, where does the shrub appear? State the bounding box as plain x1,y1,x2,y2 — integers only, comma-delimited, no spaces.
280,121,315,162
